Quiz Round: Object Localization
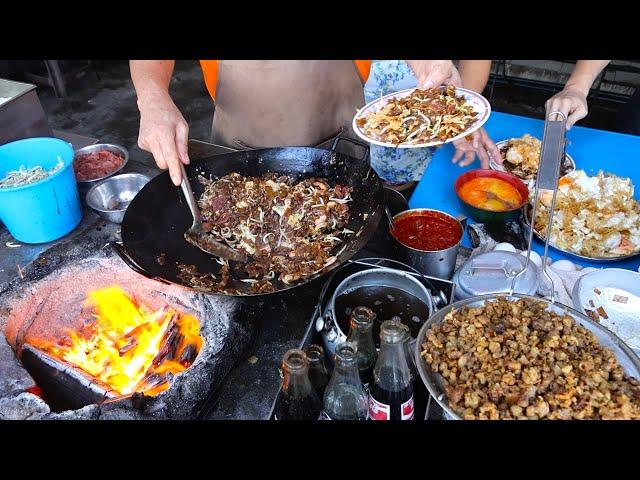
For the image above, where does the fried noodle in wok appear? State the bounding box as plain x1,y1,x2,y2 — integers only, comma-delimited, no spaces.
177,173,353,294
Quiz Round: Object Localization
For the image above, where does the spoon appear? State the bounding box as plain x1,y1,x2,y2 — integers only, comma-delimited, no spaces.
385,204,396,231
178,162,247,262
482,190,519,210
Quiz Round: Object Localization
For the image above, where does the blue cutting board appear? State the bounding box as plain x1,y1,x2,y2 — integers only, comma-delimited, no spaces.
409,111,640,272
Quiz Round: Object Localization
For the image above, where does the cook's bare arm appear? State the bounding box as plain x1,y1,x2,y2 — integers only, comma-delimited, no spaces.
130,60,189,186
546,60,610,129
452,60,501,168
406,60,462,89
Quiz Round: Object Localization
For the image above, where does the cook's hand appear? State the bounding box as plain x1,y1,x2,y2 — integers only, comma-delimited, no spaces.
451,127,501,169
545,86,588,130
137,92,190,186
407,60,462,89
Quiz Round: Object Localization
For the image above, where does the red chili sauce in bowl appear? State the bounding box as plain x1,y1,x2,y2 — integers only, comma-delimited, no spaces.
391,210,462,251
74,150,125,181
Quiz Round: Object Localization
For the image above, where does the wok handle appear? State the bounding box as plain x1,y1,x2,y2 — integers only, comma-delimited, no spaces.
330,136,370,164
110,242,170,285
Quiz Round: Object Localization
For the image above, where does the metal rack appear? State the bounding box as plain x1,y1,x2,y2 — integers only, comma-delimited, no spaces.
488,60,637,104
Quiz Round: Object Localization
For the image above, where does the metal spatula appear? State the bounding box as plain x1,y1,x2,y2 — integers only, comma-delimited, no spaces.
510,110,567,300
178,162,248,262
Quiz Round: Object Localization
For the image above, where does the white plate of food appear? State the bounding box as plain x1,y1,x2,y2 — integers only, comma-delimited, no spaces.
352,86,491,149
523,169,640,262
489,134,576,183
572,268,640,355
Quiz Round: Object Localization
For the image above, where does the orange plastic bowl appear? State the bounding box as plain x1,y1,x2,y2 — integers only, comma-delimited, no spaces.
454,169,529,223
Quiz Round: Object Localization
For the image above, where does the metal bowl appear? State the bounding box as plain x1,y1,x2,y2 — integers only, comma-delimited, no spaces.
391,208,464,280
489,139,576,181
74,143,129,194
414,293,640,420
86,173,150,224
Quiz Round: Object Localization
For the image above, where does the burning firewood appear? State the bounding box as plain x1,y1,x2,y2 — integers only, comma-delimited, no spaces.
31,286,203,398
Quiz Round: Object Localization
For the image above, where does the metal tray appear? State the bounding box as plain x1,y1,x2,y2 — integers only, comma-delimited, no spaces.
522,204,640,263
414,293,640,420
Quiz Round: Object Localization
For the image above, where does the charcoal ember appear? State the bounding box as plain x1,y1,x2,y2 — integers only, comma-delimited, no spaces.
153,321,182,366
118,338,138,355
139,372,169,391
179,344,198,367
58,336,73,347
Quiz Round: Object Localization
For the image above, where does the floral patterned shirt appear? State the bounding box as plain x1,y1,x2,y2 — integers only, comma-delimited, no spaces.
364,60,435,185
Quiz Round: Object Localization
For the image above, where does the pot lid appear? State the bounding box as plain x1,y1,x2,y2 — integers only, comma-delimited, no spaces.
453,251,539,300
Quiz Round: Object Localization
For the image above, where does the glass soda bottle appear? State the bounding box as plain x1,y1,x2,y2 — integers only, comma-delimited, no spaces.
399,322,417,382
304,344,330,399
346,306,377,390
368,320,415,420
274,349,322,420
321,342,368,420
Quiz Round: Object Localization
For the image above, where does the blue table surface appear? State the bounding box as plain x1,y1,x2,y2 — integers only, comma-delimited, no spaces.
409,111,640,272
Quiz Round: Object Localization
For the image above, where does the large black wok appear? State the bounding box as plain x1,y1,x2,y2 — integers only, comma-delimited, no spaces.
113,137,384,296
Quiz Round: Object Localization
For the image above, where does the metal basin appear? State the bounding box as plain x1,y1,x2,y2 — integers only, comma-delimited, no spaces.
86,173,150,224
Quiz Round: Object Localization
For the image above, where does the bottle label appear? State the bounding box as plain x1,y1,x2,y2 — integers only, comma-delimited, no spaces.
401,395,415,420
368,395,390,420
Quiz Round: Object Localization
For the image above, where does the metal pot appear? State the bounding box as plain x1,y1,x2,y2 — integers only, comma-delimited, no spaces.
318,267,435,359
390,208,465,280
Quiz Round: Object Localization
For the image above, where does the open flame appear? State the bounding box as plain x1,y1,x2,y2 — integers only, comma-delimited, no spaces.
33,286,203,397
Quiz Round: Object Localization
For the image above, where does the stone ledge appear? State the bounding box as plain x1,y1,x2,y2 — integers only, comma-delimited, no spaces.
0,392,50,420
0,333,35,400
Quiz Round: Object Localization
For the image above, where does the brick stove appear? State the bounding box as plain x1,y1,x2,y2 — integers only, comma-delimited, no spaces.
0,232,257,420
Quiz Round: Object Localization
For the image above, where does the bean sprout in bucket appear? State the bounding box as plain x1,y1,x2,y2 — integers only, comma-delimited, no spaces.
0,157,64,189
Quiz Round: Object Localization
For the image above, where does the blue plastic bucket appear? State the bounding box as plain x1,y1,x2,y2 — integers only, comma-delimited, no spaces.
0,137,82,243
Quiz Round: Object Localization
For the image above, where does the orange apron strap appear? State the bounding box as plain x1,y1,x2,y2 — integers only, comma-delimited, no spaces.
199,60,219,101
354,60,372,84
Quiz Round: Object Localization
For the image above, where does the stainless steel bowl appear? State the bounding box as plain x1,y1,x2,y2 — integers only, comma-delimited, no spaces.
86,173,150,224
414,293,640,420
74,143,129,195
489,139,576,180
390,208,464,280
